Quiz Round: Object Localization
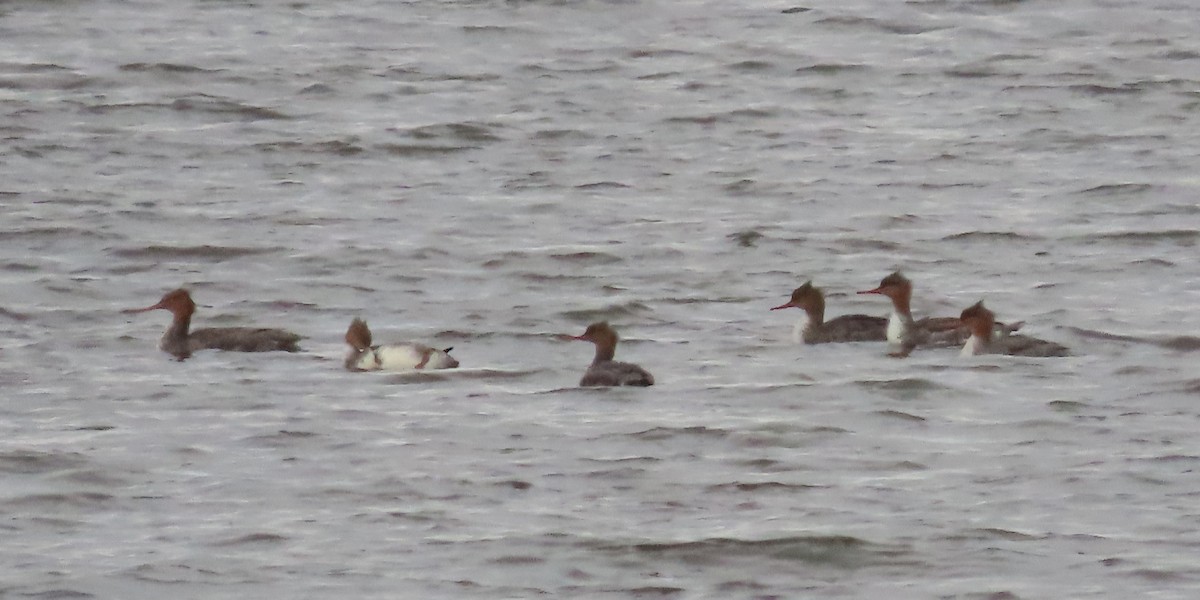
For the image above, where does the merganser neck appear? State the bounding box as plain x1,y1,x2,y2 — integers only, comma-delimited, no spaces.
960,334,987,357
592,341,616,364
161,311,193,358
804,298,825,328
887,308,915,344
794,303,826,344
890,288,912,320
792,317,810,345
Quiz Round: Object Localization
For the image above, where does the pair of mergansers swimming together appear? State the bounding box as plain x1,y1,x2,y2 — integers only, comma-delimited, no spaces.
770,272,1068,357
126,288,652,386
126,288,459,369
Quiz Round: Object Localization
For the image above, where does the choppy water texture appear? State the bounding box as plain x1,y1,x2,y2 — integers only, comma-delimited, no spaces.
2,0,1199,597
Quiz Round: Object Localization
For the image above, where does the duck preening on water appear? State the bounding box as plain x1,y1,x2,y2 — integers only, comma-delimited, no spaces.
343,318,459,372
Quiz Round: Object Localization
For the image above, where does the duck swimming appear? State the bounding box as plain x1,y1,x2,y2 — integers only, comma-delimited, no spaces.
770,281,886,344
565,321,654,387
125,288,302,360
958,301,1068,358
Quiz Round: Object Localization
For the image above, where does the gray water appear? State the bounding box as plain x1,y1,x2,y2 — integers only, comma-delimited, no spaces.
2,0,1199,597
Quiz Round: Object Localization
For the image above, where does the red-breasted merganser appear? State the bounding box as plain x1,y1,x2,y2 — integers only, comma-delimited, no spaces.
343,318,459,371
125,288,302,360
564,321,654,387
859,272,1024,357
770,281,886,344
959,301,1068,357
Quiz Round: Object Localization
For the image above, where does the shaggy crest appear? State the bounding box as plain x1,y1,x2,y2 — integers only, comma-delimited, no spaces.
345,318,373,352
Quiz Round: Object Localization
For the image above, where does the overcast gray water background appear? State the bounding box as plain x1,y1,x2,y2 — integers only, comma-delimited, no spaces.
2,0,1200,598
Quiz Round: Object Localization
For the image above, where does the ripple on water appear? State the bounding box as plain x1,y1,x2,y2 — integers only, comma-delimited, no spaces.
0,306,33,321
814,15,947,36
593,535,917,569
395,121,505,143
377,142,482,155
83,96,289,121
940,528,1045,543
110,244,284,262
126,563,232,585
382,65,502,82
663,107,779,125
0,62,96,91
560,301,653,322
874,409,928,423
944,63,1016,80
1068,327,1200,352
1074,183,1157,197
942,231,1045,243
118,62,221,75
1069,83,1147,96
548,251,624,265
3,226,115,241
1128,258,1175,268
252,139,366,156
1046,400,1088,413
704,481,823,493
14,589,95,599
623,426,729,442
0,450,91,474
211,532,289,547
6,492,114,509
855,377,958,401
517,271,595,283
1073,230,1200,247
574,181,631,190
241,430,321,448
795,62,869,75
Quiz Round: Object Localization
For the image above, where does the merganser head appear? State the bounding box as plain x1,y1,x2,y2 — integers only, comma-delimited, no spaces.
344,318,378,371
567,321,619,347
858,271,912,301
345,318,373,351
770,281,823,312
959,300,995,338
565,321,621,363
124,288,197,317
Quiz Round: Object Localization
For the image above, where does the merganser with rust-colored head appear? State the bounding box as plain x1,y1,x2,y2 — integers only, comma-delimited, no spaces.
770,281,886,344
343,318,458,372
959,301,1068,357
564,321,654,387
859,271,1023,357
125,288,302,360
